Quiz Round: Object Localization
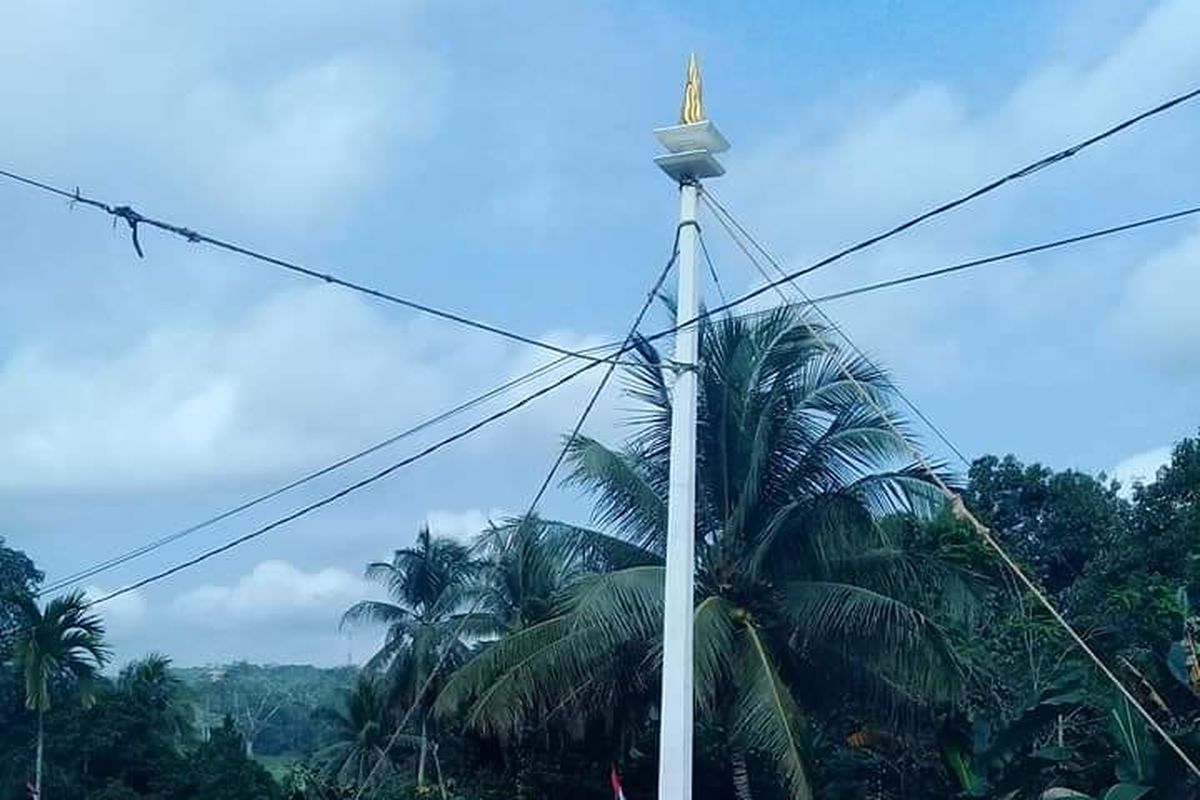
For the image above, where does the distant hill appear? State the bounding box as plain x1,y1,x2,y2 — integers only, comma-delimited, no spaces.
176,662,358,758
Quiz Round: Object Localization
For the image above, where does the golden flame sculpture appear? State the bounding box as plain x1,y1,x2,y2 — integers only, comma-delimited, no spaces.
679,53,705,125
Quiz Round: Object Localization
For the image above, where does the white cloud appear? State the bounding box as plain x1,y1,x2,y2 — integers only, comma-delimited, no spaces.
173,560,369,628
0,285,618,494
424,508,506,542
1113,227,1200,374
84,586,149,634
727,0,1200,392
0,1,444,227
1111,445,1172,495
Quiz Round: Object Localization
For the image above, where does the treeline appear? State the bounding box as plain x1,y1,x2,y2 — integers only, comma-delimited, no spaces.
3,310,1200,800
175,663,356,758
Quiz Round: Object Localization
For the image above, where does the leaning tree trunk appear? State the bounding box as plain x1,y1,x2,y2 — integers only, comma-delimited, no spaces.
35,707,45,799
417,716,429,788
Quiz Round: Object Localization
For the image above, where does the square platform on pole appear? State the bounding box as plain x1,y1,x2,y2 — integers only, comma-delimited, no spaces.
653,150,726,181
654,120,730,154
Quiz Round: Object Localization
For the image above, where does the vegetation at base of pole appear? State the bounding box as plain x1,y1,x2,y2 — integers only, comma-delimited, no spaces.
3,309,1200,799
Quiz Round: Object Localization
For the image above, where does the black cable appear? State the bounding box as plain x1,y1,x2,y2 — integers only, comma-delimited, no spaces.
805,204,1200,304
697,229,729,306
7,228,682,655
37,347,610,596
12,83,1200,611
84,352,612,609
59,195,1195,594
29,199,1200,597
0,352,609,650
6,84,1199,371
639,84,1200,339
0,168,637,368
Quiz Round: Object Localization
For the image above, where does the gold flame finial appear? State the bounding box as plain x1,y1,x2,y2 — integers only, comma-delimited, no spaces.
679,53,705,125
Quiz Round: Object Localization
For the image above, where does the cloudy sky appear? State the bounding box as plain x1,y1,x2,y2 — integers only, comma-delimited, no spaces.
1,0,1198,667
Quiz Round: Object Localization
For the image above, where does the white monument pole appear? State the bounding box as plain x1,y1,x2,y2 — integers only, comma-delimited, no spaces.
652,54,728,800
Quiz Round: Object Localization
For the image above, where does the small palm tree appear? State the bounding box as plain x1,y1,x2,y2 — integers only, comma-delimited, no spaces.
467,516,586,633
118,653,195,746
439,309,971,798
11,589,109,799
316,673,396,790
342,527,486,790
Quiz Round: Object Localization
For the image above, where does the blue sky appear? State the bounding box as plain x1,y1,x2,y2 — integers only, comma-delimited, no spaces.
1,0,1198,666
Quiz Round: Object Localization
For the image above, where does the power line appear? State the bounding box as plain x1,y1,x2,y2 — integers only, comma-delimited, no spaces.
0,352,611,652
697,228,729,307
60,191,1191,595
83,353,611,610
3,84,1196,379
354,224,683,800
699,193,1200,468
642,84,1200,339
33,194,1200,597
8,229,681,658
806,204,1200,305
37,347,610,597
0,168,638,368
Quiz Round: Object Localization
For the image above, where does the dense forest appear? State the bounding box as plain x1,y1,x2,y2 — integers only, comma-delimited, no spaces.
3,310,1200,799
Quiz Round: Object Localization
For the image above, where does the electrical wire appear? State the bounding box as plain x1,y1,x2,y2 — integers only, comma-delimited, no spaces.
38,197,1200,596
0,168,638,368
37,346,615,597
4,84,1199,373
806,204,1200,305
3,230,681,661
638,84,1200,340
702,189,968,468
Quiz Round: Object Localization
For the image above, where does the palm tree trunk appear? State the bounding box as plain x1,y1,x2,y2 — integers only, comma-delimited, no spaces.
432,740,448,800
731,747,753,800
35,707,45,799
417,716,429,788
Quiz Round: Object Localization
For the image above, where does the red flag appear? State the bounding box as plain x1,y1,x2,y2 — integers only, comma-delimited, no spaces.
610,765,627,800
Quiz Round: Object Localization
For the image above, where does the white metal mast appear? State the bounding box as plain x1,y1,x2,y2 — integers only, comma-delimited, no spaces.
651,54,729,800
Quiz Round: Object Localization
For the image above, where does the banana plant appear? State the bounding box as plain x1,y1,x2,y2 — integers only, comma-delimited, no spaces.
1041,699,1155,800
942,673,1089,798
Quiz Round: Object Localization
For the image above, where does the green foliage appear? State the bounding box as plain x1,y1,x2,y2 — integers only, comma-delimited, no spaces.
175,662,355,758
435,309,969,799
6,335,1200,800
178,717,280,800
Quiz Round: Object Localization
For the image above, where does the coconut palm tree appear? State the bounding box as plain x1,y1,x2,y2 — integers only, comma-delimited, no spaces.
10,589,110,799
467,516,589,634
437,308,971,799
342,527,487,790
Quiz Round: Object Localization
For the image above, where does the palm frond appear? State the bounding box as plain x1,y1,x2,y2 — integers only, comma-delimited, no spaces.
694,595,737,713
786,580,964,703
564,437,668,553
732,621,813,800
341,600,413,631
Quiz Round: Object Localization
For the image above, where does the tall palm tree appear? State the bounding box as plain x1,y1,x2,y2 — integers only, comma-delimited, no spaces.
11,589,110,799
438,308,971,798
342,527,486,790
